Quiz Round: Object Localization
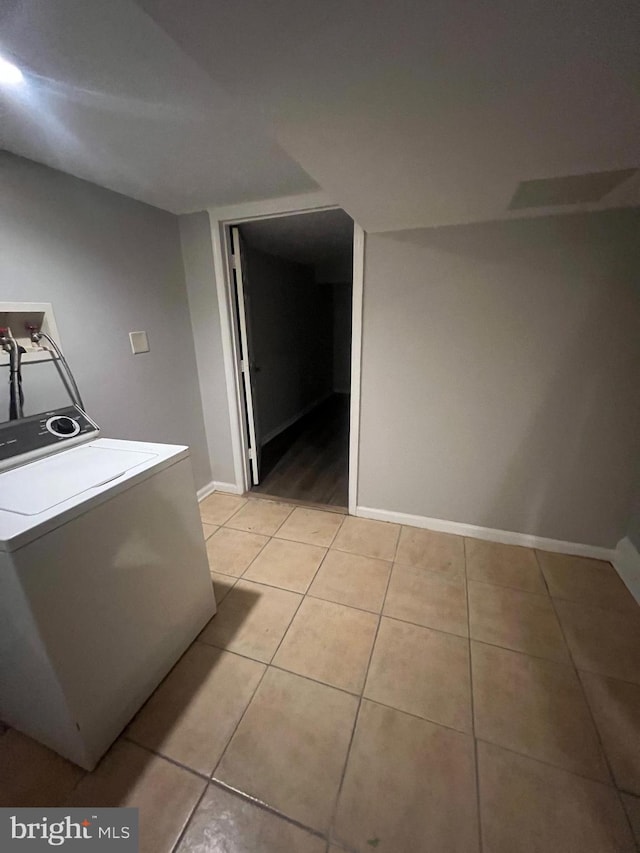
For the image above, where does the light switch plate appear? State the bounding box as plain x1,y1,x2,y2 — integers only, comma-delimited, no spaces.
129,330,149,354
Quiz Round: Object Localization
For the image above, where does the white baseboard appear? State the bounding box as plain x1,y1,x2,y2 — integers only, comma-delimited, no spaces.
197,480,244,501
196,481,216,502
355,505,617,561
260,391,333,446
612,537,640,604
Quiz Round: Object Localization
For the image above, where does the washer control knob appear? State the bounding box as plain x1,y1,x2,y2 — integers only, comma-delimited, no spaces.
46,416,80,437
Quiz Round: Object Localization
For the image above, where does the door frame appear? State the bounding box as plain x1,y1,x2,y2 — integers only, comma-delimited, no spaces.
207,194,364,514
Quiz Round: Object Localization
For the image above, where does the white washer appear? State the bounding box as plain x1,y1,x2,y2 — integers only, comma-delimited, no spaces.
0,414,216,771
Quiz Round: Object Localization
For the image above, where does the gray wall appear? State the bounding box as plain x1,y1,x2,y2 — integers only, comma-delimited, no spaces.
0,152,211,488
242,243,333,445
179,212,236,485
331,282,352,394
627,478,640,551
359,209,640,547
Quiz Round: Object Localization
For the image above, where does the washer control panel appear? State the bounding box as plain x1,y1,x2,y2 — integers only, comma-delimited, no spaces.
45,414,81,438
0,406,99,466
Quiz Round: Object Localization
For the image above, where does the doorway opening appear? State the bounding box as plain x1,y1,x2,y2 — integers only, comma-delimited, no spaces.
228,209,354,508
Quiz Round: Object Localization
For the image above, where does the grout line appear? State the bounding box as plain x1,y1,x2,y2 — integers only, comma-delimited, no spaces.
212,496,250,527
270,503,297,537
239,541,329,591
327,512,347,547
266,544,335,659
248,490,348,514
202,589,591,687
199,519,640,847
196,630,625,788
270,532,340,550
352,694,473,737
618,788,640,800
210,574,239,606
571,667,640,692
236,573,322,596
209,556,311,782
121,734,211,782
208,777,329,843
473,736,628,790
266,662,358,700
270,507,348,549
548,593,640,620
467,575,550,599
304,590,387,618
391,523,403,562
325,553,396,848
532,551,639,850
209,663,270,782
201,525,219,541
210,567,241,582
195,637,480,736
469,635,579,669
170,776,210,853
221,502,295,540
465,573,550,597
464,537,484,853
209,529,273,582
391,558,467,582
124,697,629,825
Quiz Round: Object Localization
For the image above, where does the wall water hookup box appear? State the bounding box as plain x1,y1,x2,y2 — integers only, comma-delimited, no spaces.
0,302,62,367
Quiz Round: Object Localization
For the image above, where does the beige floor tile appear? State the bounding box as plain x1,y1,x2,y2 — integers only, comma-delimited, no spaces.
211,571,236,604
537,551,639,614
215,668,358,832
365,617,472,732
176,783,326,853
67,740,205,853
205,527,268,577
0,729,84,807
478,740,635,853
334,700,479,853
395,526,464,575
126,644,264,775
199,579,301,662
472,641,609,781
384,563,468,636
468,580,570,663
200,493,247,525
580,671,640,795
554,599,640,684
275,506,344,547
332,516,400,561
225,499,293,536
274,598,378,693
242,538,326,593
308,549,391,613
622,794,640,846
202,522,218,540
465,538,546,593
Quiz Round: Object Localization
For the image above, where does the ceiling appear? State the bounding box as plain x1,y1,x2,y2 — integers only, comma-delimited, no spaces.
239,209,353,268
1,0,639,230
0,0,317,212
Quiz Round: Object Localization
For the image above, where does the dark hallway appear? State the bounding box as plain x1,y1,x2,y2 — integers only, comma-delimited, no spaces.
251,394,349,507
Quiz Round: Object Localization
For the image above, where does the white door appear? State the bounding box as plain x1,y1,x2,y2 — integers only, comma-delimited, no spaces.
230,227,260,485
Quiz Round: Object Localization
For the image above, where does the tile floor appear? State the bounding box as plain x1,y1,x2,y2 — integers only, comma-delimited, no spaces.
2,493,640,853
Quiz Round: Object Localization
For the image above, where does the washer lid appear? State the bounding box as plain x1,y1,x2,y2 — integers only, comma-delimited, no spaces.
0,445,157,515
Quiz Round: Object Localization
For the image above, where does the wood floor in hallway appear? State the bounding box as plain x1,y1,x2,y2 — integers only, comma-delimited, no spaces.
251,394,349,508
